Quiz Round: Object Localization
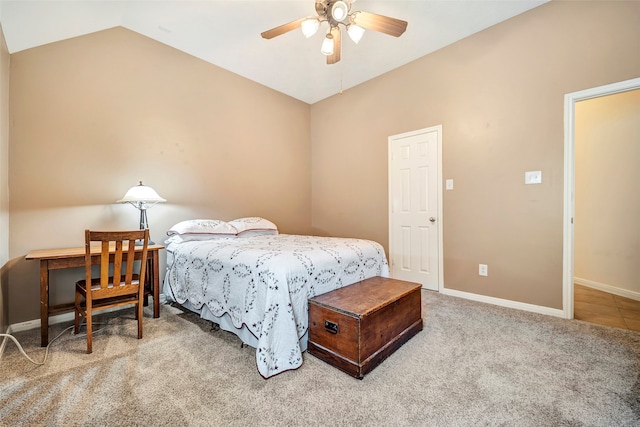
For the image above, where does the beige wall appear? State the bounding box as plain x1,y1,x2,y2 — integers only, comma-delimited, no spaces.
574,89,640,293
0,22,8,332
8,27,311,324
311,1,640,309
5,2,640,324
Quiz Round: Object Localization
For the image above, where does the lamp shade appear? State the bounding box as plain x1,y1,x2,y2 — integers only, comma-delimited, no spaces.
321,34,334,55
301,18,320,38
347,24,365,44
117,181,166,209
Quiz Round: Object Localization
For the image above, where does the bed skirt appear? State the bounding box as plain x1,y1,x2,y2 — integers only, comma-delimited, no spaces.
164,291,309,352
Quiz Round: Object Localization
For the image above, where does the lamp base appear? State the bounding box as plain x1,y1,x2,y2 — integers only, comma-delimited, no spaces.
136,209,155,245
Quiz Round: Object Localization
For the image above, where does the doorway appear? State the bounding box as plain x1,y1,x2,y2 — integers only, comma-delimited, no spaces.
562,77,640,319
388,125,443,291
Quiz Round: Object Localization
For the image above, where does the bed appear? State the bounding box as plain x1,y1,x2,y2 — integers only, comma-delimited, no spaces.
162,217,390,378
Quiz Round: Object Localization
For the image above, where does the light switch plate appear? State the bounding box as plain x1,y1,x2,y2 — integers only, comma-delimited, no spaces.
445,179,454,190
525,171,542,184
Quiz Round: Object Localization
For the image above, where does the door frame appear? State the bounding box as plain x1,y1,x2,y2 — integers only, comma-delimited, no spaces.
562,77,640,319
388,125,443,291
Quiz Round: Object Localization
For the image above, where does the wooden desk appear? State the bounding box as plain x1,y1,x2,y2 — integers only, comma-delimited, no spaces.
26,243,164,347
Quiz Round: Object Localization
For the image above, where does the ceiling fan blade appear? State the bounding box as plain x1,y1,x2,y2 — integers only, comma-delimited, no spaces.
327,26,341,65
261,17,306,39
351,11,408,37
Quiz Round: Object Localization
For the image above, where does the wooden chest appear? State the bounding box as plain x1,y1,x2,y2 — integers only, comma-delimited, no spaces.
308,276,423,379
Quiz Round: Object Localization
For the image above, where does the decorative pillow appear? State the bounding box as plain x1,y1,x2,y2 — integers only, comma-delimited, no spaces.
167,219,238,236
228,217,278,235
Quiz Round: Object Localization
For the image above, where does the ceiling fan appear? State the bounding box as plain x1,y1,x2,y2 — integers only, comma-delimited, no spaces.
261,1,408,65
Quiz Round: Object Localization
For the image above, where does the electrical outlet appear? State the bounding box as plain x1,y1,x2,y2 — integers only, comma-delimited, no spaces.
479,264,488,277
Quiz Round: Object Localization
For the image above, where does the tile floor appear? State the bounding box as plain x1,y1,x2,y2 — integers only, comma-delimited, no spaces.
574,284,640,332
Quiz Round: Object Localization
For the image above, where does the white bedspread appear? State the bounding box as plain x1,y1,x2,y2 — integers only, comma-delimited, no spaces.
163,234,390,378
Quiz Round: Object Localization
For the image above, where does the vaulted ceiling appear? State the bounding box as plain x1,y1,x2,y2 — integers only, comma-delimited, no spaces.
0,1,547,104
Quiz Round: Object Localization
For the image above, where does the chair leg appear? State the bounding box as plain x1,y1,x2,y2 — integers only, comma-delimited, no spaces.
137,301,143,339
86,299,93,354
74,291,81,335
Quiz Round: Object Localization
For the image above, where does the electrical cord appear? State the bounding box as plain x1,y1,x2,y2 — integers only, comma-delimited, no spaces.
0,321,106,366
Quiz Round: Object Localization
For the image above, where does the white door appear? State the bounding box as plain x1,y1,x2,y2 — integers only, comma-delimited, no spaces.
389,126,441,291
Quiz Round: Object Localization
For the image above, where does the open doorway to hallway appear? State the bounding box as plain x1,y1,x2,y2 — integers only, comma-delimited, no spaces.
563,78,640,322
569,86,640,328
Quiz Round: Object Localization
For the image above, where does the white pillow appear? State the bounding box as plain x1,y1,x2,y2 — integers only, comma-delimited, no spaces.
235,229,279,238
165,234,236,245
228,217,278,235
167,219,238,236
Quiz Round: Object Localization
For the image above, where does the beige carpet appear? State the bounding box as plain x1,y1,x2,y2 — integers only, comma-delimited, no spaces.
1,291,639,426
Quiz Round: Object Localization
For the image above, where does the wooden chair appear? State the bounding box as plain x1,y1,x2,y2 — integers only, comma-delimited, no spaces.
74,229,150,353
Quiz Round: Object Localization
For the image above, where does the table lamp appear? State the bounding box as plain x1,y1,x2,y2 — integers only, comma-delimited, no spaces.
117,181,166,244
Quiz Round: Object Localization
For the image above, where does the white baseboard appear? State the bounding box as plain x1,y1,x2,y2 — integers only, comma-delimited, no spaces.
10,311,79,334
440,287,566,318
0,303,146,360
7,293,169,335
0,324,12,359
6,304,139,337
574,277,640,302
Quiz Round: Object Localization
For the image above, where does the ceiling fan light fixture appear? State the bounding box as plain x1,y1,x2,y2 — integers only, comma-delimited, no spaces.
301,18,320,38
331,1,349,22
347,24,365,44
321,33,334,56
261,1,408,65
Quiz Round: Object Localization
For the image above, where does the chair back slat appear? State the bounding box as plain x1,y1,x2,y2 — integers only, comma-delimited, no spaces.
101,241,111,289
112,240,123,287
124,237,136,285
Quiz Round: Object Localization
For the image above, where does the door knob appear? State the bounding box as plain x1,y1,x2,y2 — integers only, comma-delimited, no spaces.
429,217,436,223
